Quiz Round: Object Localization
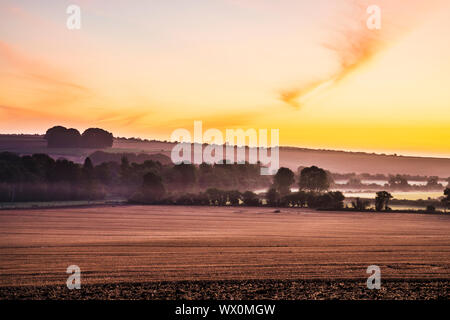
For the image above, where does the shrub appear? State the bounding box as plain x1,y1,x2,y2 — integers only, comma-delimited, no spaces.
242,191,260,206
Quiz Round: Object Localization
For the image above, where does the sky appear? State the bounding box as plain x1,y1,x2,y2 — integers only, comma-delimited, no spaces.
0,0,449,157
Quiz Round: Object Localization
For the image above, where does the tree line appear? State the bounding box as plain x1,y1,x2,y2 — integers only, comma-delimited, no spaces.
131,165,345,210
1,151,449,212
330,171,449,191
131,164,450,212
0,152,269,202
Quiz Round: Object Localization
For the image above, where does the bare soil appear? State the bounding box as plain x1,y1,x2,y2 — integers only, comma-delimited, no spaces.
1,279,448,300
0,205,449,299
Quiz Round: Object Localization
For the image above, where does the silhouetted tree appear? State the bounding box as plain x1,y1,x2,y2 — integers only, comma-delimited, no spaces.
346,177,363,188
279,193,294,207
442,188,450,212
291,191,308,207
273,167,294,195
81,128,113,148
307,191,345,209
82,158,94,179
45,126,113,148
375,191,393,211
388,175,409,190
45,126,81,148
120,156,131,185
31,153,55,178
172,163,197,190
327,191,345,209
227,190,242,206
298,166,331,192
88,151,171,166
266,188,280,206
94,161,118,185
66,128,82,147
242,191,259,206
426,176,442,189
206,188,225,206
80,157,95,199
141,172,166,202
49,159,80,183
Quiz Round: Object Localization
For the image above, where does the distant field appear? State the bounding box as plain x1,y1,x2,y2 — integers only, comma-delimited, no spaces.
1,205,449,290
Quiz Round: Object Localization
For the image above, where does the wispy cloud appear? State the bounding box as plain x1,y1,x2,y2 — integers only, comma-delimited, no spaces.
94,110,152,128
279,0,445,109
0,104,49,118
0,41,91,112
280,1,386,108
0,41,89,92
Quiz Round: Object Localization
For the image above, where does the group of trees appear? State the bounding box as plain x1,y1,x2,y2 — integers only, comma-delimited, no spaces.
273,165,332,195
265,189,344,209
352,189,449,213
131,165,344,209
45,126,113,148
119,160,271,193
0,152,104,202
130,187,344,209
375,191,393,211
88,151,172,166
263,166,341,209
387,174,445,191
131,188,259,206
332,171,448,191
350,192,393,212
443,188,450,211
2,149,449,213
0,152,269,202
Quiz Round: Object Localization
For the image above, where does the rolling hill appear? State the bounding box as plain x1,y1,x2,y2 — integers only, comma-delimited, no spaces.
1,134,449,177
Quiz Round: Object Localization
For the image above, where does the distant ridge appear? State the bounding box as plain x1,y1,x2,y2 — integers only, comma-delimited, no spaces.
0,134,449,176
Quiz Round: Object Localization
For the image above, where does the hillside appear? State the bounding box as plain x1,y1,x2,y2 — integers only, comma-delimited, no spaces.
1,134,449,177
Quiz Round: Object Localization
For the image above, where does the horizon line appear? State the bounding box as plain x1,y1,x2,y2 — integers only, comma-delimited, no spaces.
1,131,449,160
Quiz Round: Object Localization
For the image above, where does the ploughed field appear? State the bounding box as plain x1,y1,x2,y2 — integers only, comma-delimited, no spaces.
0,205,449,299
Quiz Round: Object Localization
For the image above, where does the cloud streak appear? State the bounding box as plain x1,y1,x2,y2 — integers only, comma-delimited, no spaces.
0,41,91,110
279,0,446,109
280,1,387,108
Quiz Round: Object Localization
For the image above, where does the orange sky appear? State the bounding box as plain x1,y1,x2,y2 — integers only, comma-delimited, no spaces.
0,0,449,157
